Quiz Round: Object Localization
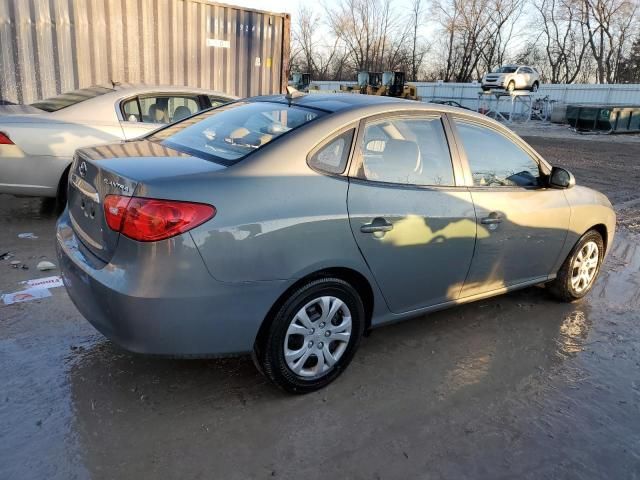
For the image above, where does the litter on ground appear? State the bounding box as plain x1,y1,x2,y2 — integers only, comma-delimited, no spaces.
36,261,56,271
2,287,51,305
18,233,38,239
22,276,64,290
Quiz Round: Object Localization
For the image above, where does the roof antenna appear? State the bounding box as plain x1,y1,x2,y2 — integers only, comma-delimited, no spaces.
285,86,305,101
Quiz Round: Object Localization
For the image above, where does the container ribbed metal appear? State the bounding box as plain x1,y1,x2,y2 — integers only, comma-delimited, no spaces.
0,0,290,104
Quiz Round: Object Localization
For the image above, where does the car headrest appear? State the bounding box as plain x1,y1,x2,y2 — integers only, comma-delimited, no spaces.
148,104,167,123
383,139,420,172
173,106,192,122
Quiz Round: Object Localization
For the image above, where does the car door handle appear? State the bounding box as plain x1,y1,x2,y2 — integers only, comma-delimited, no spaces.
480,214,503,225
360,218,394,233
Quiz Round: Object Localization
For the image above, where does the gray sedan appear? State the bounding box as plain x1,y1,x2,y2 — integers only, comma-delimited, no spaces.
0,85,235,204
56,94,615,393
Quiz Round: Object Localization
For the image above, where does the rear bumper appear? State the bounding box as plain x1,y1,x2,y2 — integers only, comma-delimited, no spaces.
56,209,286,356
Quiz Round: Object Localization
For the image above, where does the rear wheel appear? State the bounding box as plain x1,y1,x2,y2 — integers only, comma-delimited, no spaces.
257,277,365,394
548,230,604,302
507,80,516,92
531,81,539,92
55,165,71,213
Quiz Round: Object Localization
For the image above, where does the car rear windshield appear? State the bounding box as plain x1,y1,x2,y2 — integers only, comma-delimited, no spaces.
492,66,517,73
149,101,325,165
30,86,114,112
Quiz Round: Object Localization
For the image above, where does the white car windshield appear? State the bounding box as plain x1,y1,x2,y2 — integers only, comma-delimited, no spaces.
492,67,518,73
151,101,325,164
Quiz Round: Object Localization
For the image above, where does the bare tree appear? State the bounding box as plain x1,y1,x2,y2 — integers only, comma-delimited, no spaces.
619,35,640,82
534,0,588,83
289,0,639,83
291,6,345,80
409,0,430,81
430,0,524,82
325,0,412,76
581,0,639,83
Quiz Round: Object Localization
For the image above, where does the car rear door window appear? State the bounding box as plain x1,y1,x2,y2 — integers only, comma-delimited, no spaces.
454,120,541,187
140,96,200,124
122,95,201,124
357,116,455,186
308,129,354,174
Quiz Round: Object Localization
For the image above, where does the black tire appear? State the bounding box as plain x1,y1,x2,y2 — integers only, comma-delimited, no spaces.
256,277,365,394
507,80,516,92
531,81,539,92
547,230,604,302
55,166,71,213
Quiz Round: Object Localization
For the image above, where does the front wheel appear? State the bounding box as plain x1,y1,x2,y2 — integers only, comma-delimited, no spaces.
256,278,365,393
531,82,539,92
507,80,516,92
548,230,604,302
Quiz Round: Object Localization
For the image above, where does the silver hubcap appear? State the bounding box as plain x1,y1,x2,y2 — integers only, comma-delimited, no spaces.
571,241,599,293
284,296,352,378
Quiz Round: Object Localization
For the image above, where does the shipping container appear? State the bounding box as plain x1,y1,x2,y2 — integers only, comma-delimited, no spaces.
0,0,291,104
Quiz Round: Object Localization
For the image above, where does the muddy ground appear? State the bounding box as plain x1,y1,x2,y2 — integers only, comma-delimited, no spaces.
1,134,639,479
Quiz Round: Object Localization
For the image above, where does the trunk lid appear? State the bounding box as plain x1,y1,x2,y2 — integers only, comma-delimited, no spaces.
68,139,226,263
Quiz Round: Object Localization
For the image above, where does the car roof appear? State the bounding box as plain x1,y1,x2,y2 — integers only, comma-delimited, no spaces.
111,84,236,97
249,92,546,159
250,93,419,113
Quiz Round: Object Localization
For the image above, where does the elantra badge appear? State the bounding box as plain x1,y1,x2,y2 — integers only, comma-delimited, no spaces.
104,177,130,193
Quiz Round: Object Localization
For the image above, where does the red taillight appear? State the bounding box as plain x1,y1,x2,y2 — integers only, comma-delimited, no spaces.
0,132,14,145
104,195,215,242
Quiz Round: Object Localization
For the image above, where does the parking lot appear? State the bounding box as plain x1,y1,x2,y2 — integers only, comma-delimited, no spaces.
1,131,640,479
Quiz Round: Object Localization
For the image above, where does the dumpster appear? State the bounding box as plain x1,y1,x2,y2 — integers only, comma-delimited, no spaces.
566,105,640,133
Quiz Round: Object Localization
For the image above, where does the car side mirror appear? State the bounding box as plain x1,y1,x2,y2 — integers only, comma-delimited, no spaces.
549,166,575,189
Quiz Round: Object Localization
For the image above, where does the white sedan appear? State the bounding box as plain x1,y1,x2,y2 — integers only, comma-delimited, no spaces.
0,85,235,204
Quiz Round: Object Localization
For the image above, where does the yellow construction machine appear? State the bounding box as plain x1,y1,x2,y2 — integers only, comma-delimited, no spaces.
340,71,418,100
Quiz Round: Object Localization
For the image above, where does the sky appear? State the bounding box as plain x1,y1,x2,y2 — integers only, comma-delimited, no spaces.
227,0,416,15
226,0,307,14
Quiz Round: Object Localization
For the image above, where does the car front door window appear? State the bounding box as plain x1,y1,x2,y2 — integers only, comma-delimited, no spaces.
455,121,541,187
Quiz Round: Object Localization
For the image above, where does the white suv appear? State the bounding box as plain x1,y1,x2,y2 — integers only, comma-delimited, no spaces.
481,65,540,92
